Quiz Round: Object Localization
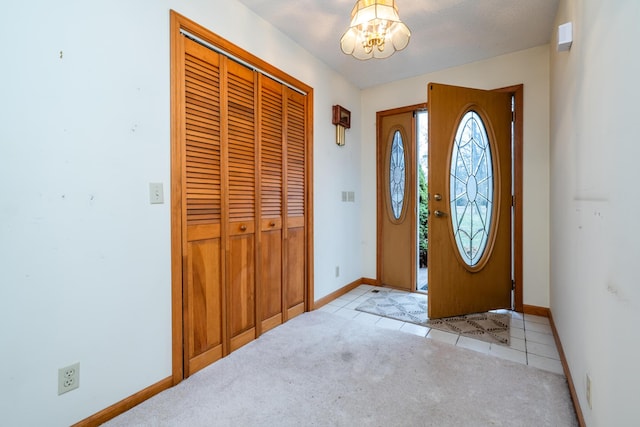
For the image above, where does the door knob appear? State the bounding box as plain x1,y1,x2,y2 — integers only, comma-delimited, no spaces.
434,193,442,201
434,210,446,218
269,221,276,227
240,224,247,231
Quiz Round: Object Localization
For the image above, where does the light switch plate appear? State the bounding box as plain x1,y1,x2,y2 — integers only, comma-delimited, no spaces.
149,183,164,204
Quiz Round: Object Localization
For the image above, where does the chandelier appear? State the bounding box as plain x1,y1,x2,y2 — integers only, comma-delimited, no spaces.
340,0,411,60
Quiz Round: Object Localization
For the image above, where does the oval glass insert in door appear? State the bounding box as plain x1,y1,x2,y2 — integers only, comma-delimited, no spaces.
389,130,406,220
450,111,494,267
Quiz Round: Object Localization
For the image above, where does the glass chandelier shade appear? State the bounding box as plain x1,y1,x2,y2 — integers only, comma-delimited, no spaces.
340,0,411,60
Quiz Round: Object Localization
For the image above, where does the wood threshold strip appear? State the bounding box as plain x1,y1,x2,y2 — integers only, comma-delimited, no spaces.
523,305,586,427
72,376,173,427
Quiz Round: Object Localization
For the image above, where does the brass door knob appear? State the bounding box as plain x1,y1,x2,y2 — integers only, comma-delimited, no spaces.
434,210,446,218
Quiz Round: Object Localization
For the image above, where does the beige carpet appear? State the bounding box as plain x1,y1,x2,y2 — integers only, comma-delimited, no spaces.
355,289,510,345
105,311,577,426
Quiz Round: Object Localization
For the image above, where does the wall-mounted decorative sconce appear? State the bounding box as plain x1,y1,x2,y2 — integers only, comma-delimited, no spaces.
332,105,351,146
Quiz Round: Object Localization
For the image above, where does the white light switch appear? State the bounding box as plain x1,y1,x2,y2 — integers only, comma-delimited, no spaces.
149,183,164,204
347,191,355,202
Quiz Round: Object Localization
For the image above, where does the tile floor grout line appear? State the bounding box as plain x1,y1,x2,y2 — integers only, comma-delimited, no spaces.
523,320,530,365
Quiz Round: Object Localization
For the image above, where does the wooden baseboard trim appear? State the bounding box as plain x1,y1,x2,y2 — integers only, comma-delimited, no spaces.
73,376,173,427
548,310,586,427
522,304,550,317
360,277,378,286
313,277,369,309
522,304,584,425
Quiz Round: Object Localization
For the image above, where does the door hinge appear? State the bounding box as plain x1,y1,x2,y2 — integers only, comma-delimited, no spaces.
511,195,515,207
512,280,516,290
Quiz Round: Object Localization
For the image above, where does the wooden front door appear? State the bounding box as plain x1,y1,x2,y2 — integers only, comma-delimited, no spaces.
427,83,512,318
377,109,416,291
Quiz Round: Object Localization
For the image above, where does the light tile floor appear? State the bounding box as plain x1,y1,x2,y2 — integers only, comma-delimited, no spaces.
317,284,565,376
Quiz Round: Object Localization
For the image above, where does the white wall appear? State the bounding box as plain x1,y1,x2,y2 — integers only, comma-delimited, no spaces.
0,1,361,425
13,0,640,424
549,1,640,425
360,46,551,307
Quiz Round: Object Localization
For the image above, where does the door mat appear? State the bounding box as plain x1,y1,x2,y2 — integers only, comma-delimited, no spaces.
355,289,428,324
426,312,510,345
355,289,510,345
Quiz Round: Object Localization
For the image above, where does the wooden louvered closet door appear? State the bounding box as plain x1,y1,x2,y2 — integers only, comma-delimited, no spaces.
225,61,257,352
284,89,306,318
259,76,284,333
175,23,309,377
182,38,225,376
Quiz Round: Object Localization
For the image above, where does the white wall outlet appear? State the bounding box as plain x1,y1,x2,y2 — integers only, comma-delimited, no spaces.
335,266,340,277
586,374,592,409
58,362,80,395
149,182,164,204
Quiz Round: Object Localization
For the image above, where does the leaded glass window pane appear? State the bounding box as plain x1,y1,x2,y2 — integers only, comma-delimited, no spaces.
389,130,406,219
450,111,493,266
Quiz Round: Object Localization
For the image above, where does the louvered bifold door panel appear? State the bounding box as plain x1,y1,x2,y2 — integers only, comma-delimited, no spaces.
284,89,306,319
183,38,224,376
259,77,284,332
226,61,257,352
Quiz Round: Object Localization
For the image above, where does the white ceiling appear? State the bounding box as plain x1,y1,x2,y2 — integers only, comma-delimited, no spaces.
236,0,560,89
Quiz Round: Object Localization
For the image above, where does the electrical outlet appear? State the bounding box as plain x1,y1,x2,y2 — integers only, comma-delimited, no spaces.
335,266,340,277
58,362,80,395
586,374,592,409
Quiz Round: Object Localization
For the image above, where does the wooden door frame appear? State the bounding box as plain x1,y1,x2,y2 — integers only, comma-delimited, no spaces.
170,10,314,385
497,84,524,313
375,85,522,312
